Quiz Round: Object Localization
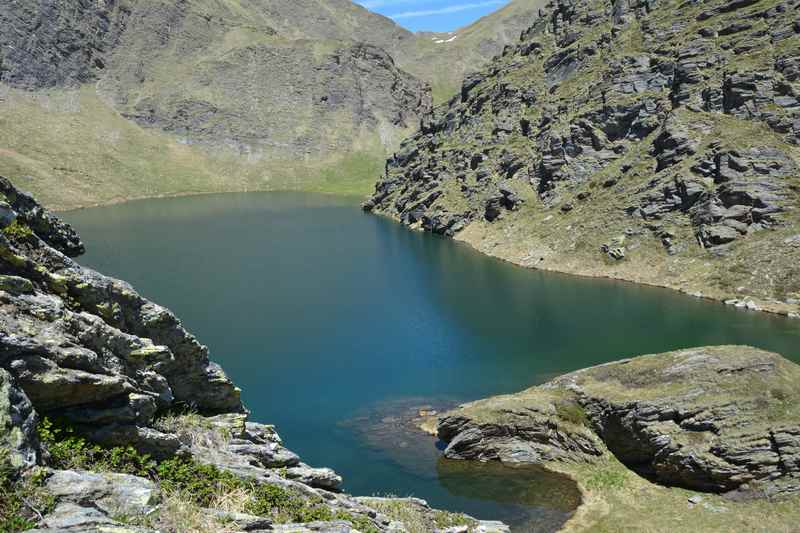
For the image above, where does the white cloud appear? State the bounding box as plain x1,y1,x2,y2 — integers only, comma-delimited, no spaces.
390,1,505,19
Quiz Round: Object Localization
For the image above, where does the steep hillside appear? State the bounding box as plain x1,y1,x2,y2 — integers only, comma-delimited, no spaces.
366,0,800,317
396,0,551,103
0,0,561,210
0,0,430,209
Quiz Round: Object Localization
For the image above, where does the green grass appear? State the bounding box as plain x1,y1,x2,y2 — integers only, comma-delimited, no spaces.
0,85,383,211
1,220,33,240
360,497,476,533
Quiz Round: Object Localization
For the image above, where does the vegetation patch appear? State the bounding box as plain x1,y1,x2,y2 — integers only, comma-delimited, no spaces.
1,220,33,240
583,466,627,491
37,418,376,530
554,399,588,427
0,450,54,533
362,497,476,533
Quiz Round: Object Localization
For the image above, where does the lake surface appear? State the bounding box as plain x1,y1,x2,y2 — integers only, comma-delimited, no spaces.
63,192,800,530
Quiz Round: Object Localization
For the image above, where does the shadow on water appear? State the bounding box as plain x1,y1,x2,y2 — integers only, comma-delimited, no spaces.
62,191,800,531
436,460,582,532
341,398,581,532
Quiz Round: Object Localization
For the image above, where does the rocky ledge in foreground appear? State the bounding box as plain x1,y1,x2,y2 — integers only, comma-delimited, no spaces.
438,346,800,499
0,177,507,533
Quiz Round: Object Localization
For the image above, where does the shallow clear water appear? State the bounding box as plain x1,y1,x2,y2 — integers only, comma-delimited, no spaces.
63,192,800,530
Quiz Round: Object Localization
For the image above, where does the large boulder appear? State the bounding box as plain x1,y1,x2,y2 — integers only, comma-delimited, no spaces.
438,346,800,497
45,469,160,517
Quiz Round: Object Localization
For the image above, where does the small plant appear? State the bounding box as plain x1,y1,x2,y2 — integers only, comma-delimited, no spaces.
36,418,372,529
38,417,155,477
156,457,241,508
2,219,34,240
555,399,588,426
0,449,54,532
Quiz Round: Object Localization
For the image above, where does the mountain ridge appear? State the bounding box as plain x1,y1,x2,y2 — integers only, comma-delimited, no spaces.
0,0,546,210
365,0,800,319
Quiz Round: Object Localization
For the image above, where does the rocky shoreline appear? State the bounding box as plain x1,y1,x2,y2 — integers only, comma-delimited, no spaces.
365,0,800,321
432,345,800,531
453,225,800,318
0,177,509,532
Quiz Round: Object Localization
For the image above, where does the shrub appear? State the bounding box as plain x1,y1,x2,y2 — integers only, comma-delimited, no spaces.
555,399,588,426
38,417,155,477
37,418,373,529
2,220,34,240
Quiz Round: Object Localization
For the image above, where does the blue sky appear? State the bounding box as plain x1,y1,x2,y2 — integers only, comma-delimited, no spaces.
355,0,511,32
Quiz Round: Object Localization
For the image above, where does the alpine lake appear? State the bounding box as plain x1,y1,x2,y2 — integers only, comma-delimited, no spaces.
63,192,800,532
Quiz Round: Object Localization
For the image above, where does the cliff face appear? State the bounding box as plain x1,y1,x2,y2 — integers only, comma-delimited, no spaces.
365,0,800,316
1,0,431,156
0,174,243,459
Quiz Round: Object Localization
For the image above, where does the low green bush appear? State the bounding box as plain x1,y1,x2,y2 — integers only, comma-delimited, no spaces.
0,449,54,533
37,418,376,528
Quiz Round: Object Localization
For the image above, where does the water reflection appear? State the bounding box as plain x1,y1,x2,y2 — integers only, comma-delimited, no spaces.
436,460,581,532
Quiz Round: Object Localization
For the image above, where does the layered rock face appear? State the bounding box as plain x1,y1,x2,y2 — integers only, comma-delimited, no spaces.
0,175,243,456
366,0,800,314
438,346,800,498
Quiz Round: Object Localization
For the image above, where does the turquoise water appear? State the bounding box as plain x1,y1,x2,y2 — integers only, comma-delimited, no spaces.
63,192,800,530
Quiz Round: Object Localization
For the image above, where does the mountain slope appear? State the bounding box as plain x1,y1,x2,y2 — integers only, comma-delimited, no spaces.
0,0,558,210
0,0,430,209
366,0,800,317
396,0,551,103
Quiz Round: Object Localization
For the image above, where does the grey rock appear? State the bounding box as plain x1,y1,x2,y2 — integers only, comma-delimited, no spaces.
45,469,160,517
27,502,156,532
0,275,34,295
270,521,358,532
0,368,38,468
286,463,344,490
0,177,84,256
438,347,800,497
0,201,16,229
204,508,272,531
86,424,182,459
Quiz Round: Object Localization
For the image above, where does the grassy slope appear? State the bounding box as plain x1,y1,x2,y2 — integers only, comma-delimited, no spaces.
557,457,800,533
0,85,381,210
446,347,800,532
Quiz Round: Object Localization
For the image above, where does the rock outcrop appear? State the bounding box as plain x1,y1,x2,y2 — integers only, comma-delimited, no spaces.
0,178,507,532
438,346,800,498
366,0,800,316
